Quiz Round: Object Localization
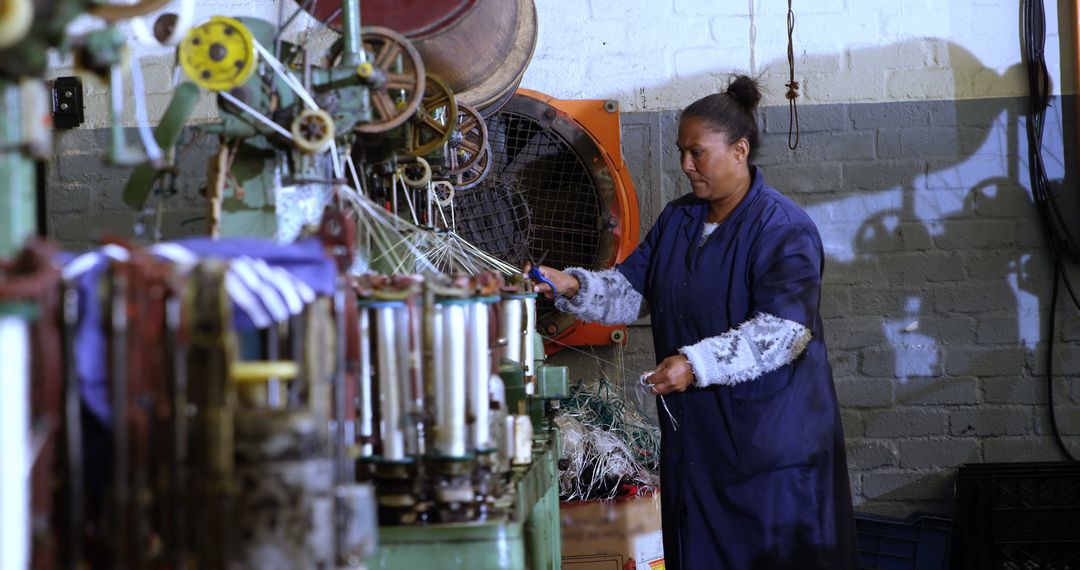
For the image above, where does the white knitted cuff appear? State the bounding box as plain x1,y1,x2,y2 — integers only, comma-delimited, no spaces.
553,267,643,326
678,313,812,387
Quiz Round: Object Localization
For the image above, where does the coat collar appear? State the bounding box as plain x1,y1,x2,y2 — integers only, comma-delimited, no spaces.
679,166,766,247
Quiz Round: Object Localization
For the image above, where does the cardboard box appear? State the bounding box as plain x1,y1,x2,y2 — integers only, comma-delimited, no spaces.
561,492,665,570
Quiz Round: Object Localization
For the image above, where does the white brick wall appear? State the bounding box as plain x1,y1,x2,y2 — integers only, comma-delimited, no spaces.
522,0,1073,109
45,0,1074,126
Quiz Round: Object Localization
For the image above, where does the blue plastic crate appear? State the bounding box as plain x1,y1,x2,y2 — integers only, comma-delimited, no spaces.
855,512,952,570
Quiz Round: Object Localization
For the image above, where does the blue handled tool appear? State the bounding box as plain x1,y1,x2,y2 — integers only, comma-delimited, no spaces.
528,251,556,297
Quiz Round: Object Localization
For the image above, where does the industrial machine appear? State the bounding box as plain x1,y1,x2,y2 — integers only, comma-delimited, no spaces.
1,1,582,568
352,271,567,569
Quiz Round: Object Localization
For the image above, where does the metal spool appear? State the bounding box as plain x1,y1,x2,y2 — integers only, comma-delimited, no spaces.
306,0,537,116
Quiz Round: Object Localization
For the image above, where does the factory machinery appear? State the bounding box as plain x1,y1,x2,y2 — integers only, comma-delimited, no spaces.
0,0,588,568
2,234,567,568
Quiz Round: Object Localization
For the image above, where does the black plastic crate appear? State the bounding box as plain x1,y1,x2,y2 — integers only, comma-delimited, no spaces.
954,461,1080,569
856,512,952,570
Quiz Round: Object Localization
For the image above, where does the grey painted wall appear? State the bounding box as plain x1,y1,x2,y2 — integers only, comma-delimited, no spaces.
45,96,1080,517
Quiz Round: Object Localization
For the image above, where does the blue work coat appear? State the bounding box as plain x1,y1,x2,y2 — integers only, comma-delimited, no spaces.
617,168,857,569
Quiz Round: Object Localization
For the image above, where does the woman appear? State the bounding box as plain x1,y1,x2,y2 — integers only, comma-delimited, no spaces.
531,76,857,569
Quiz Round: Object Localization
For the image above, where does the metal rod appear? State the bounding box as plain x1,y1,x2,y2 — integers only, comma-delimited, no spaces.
62,285,85,569
376,305,404,460
0,80,36,257
267,324,281,408
0,314,31,570
109,267,131,569
468,301,492,451
502,298,523,369
165,295,188,568
340,0,363,67
523,296,537,395
393,304,415,455
334,285,348,483
289,312,306,408
357,308,374,457
436,303,467,457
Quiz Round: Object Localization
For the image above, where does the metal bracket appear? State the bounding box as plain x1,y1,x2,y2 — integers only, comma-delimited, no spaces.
51,77,84,130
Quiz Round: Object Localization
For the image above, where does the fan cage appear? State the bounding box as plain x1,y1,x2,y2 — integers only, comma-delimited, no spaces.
454,99,620,336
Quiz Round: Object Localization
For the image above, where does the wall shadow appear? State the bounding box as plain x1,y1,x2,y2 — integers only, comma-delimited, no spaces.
551,36,1080,516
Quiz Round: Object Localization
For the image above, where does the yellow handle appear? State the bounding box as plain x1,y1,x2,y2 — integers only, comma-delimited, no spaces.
230,361,299,382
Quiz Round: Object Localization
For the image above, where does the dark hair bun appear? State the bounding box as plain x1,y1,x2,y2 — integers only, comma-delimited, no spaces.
725,75,762,112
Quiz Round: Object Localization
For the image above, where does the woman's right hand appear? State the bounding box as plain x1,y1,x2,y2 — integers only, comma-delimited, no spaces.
523,264,580,299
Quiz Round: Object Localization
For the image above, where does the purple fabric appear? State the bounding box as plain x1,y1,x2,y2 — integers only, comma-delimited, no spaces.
68,238,335,424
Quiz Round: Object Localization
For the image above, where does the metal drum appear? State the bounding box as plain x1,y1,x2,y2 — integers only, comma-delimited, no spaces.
307,0,537,115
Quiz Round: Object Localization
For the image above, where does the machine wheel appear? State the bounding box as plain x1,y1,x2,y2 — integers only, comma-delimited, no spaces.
178,16,258,92
292,109,336,154
446,102,487,175
451,142,491,191
403,74,458,158
354,26,425,134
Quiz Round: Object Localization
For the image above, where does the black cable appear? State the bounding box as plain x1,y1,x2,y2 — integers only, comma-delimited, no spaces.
1023,0,1078,461
1046,264,1074,459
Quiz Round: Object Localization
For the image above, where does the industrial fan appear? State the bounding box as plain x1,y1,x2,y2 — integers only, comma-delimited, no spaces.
455,90,640,352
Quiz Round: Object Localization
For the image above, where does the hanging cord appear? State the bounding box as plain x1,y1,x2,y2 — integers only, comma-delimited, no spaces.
785,0,800,150
1023,0,1078,460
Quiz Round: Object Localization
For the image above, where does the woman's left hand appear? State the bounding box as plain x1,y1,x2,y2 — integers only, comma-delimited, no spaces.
647,355,695,395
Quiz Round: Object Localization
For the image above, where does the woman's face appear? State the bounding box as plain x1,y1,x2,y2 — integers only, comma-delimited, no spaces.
677,116,749,203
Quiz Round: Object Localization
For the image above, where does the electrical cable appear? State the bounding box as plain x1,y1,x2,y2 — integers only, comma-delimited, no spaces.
1023,0,1078,460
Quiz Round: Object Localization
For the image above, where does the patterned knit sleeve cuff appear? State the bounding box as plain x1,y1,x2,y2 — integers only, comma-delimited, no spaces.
553,267,593,312
678,332,760,388
677,313,812,387
553,267,643,325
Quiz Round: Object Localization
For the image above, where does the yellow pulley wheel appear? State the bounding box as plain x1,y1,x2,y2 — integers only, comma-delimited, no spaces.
291,108,336,154
179,16,257,92
0,0,33,50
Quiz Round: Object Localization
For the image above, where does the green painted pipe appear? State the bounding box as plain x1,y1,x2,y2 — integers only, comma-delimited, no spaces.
0,80,36,259
122,81,200,210
340,0,363,67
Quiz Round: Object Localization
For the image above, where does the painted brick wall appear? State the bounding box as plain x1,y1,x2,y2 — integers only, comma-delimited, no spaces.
522,0,1075,109
548,95,1080,516
48,0,1076,127
45,128,210,251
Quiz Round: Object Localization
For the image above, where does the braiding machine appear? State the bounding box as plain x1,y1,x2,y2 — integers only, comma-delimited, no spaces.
1,1,574,568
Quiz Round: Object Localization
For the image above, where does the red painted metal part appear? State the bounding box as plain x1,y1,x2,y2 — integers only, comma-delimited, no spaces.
306,0,476,37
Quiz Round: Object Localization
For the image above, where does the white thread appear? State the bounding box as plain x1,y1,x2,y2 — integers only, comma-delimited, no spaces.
128,57,163,163
219,90,294,140
640,372,678,431
250,38,319,110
